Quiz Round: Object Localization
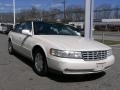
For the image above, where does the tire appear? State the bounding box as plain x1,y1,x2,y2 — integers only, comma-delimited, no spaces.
8,40,14,54
34,50,48,76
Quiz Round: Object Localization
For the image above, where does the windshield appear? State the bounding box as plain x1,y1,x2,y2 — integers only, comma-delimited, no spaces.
34,22,78,36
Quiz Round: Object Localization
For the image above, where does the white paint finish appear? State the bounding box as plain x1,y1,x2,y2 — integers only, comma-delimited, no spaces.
47,55,115,74
33,35,111,51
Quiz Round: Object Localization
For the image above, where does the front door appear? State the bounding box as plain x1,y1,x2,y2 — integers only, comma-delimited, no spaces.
19,22,33,58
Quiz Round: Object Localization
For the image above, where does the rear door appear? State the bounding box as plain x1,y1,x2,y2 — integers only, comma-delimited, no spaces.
11,23,23,53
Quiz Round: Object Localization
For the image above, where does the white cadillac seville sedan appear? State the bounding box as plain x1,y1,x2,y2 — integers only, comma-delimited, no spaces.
8,21,115,75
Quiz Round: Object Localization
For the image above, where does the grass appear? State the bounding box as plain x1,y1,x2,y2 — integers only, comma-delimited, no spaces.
96,40,120,45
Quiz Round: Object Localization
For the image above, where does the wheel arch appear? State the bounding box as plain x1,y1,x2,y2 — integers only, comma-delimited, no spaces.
8,35,13,42
8,37,12,44
32,45,47,61
8,37,11,41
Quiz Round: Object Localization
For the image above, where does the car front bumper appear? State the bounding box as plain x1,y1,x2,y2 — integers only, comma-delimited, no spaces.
47,55,115,74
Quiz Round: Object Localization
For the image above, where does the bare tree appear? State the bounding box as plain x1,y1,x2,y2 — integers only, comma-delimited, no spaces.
114,6,120,19
65,5,84,22
95,4,112,20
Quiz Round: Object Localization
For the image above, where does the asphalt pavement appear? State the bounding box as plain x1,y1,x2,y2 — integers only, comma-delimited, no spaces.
0,33,120,90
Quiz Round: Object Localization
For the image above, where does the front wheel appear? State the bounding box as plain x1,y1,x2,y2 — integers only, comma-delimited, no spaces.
34,50,48,76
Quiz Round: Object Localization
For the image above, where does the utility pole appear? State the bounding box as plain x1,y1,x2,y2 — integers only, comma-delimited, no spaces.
63,0,66,22
85,0,94,39
0,16,2,23
13,0,16,26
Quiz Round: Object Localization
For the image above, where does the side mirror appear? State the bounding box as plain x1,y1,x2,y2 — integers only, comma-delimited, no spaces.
22,29,32,36
75,31,81,36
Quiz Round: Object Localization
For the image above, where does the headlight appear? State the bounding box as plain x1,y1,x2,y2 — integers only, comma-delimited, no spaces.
107,49,112,57
50,49,82,59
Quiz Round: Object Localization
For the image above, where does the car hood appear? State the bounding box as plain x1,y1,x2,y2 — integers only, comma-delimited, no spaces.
34,35,111,51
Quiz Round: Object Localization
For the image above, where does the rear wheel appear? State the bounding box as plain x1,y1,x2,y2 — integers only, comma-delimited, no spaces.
34,50,48,76
8,40,14,54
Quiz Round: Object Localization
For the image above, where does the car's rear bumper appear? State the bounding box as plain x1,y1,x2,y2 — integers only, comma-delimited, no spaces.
47,55,115,74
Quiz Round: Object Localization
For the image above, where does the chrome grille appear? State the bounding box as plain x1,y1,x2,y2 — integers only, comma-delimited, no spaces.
81,51,107,61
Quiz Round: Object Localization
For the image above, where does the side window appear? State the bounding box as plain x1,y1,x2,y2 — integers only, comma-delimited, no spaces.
14,24,22,33
14,22,32,33
34,22,43,35
22,22,32,31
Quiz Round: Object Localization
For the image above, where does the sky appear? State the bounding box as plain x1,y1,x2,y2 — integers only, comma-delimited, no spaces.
0,0,120,12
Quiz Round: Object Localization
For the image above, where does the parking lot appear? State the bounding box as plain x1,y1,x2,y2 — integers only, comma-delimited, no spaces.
94,31,120,41
0,33,120,90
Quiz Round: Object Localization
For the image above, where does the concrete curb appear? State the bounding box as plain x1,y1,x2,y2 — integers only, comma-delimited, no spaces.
110,44,120,47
